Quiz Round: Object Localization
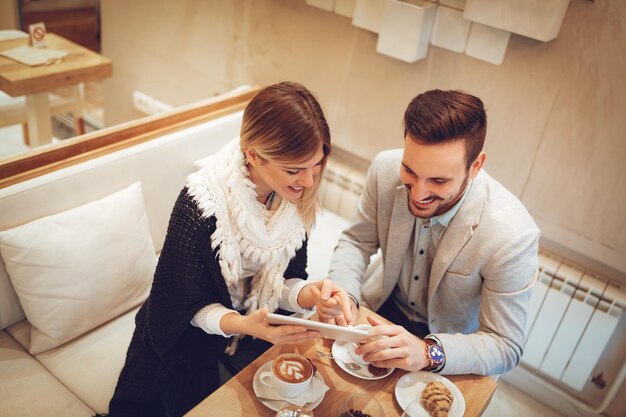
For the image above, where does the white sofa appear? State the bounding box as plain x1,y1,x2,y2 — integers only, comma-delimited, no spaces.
0,107,349,416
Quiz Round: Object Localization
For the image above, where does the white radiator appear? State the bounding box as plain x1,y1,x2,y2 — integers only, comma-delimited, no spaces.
320,158,625,415
522,252,625,414
319,158,365,220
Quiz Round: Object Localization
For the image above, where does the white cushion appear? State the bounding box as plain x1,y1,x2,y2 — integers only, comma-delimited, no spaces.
0,182,156,354
0,112,244,332
0,331,94,417
33,308,139,415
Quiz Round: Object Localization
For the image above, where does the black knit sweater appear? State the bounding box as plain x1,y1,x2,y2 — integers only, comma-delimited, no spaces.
107,188,308,417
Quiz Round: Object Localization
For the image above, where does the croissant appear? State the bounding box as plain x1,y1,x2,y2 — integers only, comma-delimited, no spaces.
420,381,454,417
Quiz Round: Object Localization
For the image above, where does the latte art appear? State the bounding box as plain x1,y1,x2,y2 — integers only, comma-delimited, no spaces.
272,354,313,383
279,360,306,380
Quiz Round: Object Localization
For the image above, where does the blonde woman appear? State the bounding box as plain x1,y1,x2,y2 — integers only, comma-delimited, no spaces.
105,82,352,417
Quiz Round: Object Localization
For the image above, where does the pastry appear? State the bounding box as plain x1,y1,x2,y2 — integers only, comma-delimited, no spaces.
420,381,454,417
368,364,389,376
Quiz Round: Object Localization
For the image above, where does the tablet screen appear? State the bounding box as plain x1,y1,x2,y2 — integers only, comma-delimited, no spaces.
266,313,369,343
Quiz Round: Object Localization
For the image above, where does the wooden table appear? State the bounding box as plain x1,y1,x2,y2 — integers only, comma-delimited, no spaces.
185,309,497,417
0,33,112,146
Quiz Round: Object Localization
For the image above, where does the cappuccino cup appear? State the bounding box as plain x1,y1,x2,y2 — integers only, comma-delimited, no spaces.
348,324,374,366
260,353,313,398
348,324,387,366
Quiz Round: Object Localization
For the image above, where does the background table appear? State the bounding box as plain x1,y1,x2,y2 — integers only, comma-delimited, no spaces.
0,33,112,146
185,308,497,417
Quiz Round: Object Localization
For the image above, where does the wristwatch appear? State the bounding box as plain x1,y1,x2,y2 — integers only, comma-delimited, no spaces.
423,336,445,372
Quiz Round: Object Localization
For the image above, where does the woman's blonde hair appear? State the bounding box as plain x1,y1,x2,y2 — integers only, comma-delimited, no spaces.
240,82,331,230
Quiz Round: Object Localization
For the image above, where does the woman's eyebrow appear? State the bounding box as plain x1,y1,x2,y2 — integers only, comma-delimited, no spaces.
283,156,324,170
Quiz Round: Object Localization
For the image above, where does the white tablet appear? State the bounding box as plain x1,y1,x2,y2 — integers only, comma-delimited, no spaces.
266,313,369,343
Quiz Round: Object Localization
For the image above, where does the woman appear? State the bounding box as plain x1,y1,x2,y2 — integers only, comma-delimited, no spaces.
105,82,350,417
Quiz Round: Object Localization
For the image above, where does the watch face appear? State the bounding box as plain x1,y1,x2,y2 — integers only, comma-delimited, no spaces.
429,344,445,364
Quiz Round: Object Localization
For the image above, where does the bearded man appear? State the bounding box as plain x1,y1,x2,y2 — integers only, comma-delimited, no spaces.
318,89,540,376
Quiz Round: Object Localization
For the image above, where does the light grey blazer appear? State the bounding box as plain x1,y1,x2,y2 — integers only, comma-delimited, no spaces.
328,149,540,375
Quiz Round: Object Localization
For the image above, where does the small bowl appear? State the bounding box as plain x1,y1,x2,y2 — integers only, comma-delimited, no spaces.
337,393,384,417
348,324,388,366
347,341,370,366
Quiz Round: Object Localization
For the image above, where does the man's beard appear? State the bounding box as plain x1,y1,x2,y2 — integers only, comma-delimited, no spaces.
406,172,469,219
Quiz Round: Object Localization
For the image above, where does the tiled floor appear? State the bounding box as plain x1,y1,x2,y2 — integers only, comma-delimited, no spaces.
0,81,104,160
0,123,70,160
483,380,566,417
0,124,30,159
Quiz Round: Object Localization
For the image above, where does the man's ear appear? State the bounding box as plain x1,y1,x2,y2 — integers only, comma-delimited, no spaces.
469,151,486,179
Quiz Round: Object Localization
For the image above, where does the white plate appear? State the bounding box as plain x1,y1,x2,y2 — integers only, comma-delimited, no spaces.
395,372,465,417
252,361,326,412
331,340,394,380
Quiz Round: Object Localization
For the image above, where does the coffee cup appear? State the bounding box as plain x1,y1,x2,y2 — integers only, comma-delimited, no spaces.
347,324,373,366
260,353,314,398
347,324,388,366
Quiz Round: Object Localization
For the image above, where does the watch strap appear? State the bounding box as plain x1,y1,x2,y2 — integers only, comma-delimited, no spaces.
423,335,445,373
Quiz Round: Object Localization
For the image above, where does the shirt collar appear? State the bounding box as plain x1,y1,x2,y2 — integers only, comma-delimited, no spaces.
430,178,472,228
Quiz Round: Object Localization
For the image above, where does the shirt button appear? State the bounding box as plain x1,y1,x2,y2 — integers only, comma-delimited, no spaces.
414,275,419,281
410,301,416,306
419,249,424,255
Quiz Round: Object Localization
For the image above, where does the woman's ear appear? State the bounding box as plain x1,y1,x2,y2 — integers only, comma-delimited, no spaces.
244,148,260,166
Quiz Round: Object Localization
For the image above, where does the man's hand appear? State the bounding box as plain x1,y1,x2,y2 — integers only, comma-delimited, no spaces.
355,315,430,372
297,279,358,326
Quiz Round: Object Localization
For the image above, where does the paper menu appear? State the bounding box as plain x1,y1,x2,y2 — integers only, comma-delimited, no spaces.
0,46,68,66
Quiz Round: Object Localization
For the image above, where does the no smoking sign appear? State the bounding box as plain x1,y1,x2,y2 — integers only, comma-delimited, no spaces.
29,22,47,48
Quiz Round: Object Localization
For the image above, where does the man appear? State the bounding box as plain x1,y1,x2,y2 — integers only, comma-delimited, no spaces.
318,89,540,376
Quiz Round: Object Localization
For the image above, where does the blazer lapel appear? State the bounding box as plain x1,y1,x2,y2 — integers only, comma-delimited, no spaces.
384,186,415,294
428,174,486,303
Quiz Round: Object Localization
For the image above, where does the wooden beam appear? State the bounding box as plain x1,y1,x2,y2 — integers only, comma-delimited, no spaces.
0,87,259,188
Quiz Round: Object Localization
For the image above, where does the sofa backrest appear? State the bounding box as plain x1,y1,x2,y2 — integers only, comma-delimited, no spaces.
0,111,244,330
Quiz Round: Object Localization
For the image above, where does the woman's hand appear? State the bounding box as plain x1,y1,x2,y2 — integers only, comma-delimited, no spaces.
221,308,320,345
354,315,430,372
297,279,358,326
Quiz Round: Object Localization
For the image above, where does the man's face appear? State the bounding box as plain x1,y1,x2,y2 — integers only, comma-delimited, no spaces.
400,136,484,219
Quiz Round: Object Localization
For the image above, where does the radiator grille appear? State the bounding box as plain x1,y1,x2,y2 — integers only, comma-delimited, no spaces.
523,251,625,406
319,159,365,220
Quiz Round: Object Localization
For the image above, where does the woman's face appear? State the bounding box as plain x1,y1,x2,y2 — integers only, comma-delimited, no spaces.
246,144,325,204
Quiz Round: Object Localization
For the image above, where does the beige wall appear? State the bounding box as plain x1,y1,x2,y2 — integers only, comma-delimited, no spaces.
100,0,626,280
0,0,19,29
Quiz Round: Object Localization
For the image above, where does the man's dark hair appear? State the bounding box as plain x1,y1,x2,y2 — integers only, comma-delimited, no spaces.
403,89,487,169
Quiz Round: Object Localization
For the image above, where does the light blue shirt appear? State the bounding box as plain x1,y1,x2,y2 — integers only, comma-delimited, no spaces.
392,180,472,322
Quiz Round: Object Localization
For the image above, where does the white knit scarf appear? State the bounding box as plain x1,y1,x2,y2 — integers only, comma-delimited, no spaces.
186,138,306,314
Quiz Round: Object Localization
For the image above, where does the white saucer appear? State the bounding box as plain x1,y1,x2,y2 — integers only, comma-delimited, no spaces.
394,372,465,417
331,340,394,380
252,360,326,412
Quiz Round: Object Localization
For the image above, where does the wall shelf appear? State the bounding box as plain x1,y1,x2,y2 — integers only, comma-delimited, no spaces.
463,0,571,42
376,0,436,63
